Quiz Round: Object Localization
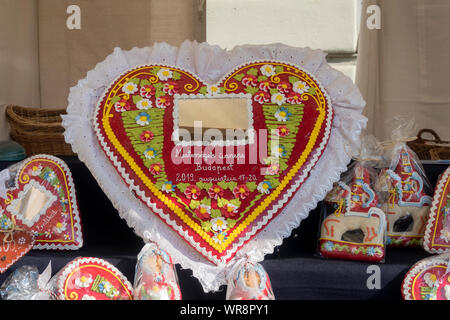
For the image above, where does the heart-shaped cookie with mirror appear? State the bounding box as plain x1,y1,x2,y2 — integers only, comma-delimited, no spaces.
1,155,83,250
94,61,333,264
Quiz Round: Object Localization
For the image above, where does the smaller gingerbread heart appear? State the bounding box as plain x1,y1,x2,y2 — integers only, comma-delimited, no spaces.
402,253,450,300
1,154,83,250
423,166,450,253
57,257,133,300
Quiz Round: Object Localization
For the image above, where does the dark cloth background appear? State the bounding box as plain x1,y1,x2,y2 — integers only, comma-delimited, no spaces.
0,157,447,300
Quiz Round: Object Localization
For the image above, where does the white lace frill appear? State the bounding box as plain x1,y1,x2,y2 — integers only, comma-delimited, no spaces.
62,41,367,292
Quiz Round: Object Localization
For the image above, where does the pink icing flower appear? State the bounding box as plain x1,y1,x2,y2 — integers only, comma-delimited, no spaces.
258,80,275,92
156,96,171,108
114,99,132,112
208,185,224,200
276,125,290,137
253,91,270,104
140,85,155,98
163,81,179,96
220,203,240,220
233,184,250,200
286,91,303,104
242,74,258,87
140,130,154,142
277,81,292,93
264,163,280,175
184,185,201,200
149,163,162,176
194,205,211,221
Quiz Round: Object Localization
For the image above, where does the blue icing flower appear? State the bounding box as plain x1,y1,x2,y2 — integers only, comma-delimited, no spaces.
324,241,335,251
135,112,151,126
144,147,157,160
366,247,376,256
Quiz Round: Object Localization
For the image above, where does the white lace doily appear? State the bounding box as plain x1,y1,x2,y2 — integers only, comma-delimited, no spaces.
62,41,367,292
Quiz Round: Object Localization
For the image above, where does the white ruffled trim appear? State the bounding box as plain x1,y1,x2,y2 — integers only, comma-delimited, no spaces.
62,41,367,292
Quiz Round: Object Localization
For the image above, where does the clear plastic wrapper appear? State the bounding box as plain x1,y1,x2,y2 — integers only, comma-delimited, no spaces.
375,115,433,247
134,242,182,300
319,135,387,262
226,260,275,300
0,262,54,300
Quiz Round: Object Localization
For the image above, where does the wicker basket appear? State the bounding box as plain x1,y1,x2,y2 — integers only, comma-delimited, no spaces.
5,105,75,156
407,129,450,160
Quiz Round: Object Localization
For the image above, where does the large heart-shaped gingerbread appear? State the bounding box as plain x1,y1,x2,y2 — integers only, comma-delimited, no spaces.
423,167,450,253
2,155,83,249
94,61,332,264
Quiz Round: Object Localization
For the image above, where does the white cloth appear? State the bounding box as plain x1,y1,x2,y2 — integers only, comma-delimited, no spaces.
62,40,367,292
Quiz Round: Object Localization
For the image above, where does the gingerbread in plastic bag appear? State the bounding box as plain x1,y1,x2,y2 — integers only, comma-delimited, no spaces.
319,163,386,262
319,135,386,262
134,242,182,300
226,261,275,300
375,116,432,246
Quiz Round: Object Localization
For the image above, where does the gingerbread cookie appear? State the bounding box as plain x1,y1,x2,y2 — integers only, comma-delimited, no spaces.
423,166,450,253
375,147,432,246
226,261,275,300
319,162,386,262
134,243,181,300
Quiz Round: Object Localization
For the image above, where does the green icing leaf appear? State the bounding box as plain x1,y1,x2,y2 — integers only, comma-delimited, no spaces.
199,86,208,95
257,75,268,82
151,67,161,76
288,76,300,84
110,96,120,104
246,181,257,192
228,181,237,191
155,180,165,190
155,88,165,98
269,88,279,95
153,82,164,90
196,182,212,190
229,198,241,207
177,183,190,193
233,73,245,81
172,71,181,80
227,219,237,228
132,95,143,104
201,197,211,206
275,65,284,73
217,197,229,208
140,79,151,86
189,200,200,210
308,87,316,95
201,221,212,232
129,78,140,85
244,86,259,95
247,68,258,76
211,209,222,218
217,181,229,190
